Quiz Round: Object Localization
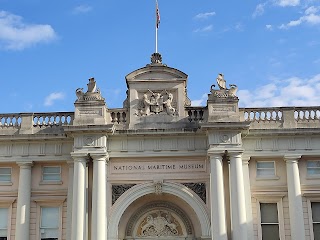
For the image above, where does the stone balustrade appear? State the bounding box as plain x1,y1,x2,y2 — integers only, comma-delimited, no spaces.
294,106,320,121
33,112,74,127
240,107,283,122
0,114,21,128
186,107,206,122
110,109,127,124
0,106,319,135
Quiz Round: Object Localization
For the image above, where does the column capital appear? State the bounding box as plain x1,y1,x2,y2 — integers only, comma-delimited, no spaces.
284,154,302,163
89,153,109,162
242,155,251,165
227,149,244,156
207,149,224,157
16,161,33,168
71,153,89,163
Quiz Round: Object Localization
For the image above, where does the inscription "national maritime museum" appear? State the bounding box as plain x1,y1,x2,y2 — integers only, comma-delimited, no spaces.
110,160,206,174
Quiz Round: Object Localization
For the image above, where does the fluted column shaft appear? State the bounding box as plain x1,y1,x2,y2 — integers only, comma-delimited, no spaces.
229,152,248,240
91,154,108,240
71,156,87,240
209,153,227,240
66,161,74,240
284,155,305,240
242,157,254,240
15,162,33,240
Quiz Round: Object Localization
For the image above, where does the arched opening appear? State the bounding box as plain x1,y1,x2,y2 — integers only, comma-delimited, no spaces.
108,182,211,240
125,201,194,239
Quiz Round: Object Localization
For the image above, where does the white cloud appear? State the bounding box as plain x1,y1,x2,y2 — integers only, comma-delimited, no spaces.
72,5,93,14
305,6,320,14
275,0,300,7
44,92,65,106
235,22,244,31
193,25,213,33
253,3,267,18
0,11,56,50
304,13,320,24
266,24,273,30
191,93,207,106
238,74,320,107
279,10,320,29
194,12,216,20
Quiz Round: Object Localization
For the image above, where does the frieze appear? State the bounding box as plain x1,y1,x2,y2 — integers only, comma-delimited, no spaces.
208,131,242,145
110,160,206,174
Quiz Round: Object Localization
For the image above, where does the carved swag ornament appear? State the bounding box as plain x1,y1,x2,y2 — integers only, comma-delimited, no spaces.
137,90,176,116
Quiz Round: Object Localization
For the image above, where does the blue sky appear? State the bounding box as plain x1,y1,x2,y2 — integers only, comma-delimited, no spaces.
1,0,320,113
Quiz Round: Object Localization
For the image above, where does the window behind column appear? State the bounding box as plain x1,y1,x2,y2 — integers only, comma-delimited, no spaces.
40,207,59,240
0,208,8,240
311,202,320,240
260,203,280,240
0,168,11,183
42,166,61,182
307,160,320,176
256,161,276,177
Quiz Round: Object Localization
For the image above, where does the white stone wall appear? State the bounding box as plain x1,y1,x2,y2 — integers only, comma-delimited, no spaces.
62,201,67,240
282,196,291,240
10,202,17,240
251,197,258,240
303,197,311,240
30,201,36,240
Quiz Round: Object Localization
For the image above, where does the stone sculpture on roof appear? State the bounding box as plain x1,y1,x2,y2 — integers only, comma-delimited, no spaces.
75,77,104,102
210,73,238,99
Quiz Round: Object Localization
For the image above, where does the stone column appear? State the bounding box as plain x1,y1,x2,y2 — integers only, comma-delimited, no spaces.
242,156,254,240
229,152,248,240
91,154,108,240
284,155,305,240
15,161,33,240
71,155,87,240
66,161,74,240
208,153,227,240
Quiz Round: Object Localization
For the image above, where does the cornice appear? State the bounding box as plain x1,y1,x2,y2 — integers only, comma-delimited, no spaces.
246,128,320,136
0,134,71,142
63,124,114,135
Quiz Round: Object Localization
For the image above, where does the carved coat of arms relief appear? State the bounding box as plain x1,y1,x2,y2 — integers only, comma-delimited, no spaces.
137,90,176,117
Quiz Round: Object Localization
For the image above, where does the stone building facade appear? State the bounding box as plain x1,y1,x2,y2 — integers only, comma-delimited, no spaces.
0,53,320,240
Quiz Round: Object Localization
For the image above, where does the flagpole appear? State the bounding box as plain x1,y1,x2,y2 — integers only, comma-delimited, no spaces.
155,0,158,53
156,25,158,53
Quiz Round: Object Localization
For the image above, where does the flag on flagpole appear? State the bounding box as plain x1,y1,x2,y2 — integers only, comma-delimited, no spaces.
156,0,160,29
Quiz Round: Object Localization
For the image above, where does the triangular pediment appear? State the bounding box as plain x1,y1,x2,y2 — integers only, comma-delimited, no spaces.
126,65,188,83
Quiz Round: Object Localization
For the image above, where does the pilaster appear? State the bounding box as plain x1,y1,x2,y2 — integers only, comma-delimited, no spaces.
91,153,109,240
229,151,248,240
242,156,254,240
71,154,88,240
284,155,305,240
208,150,227,240
66,160,74,240
15,161,33,240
